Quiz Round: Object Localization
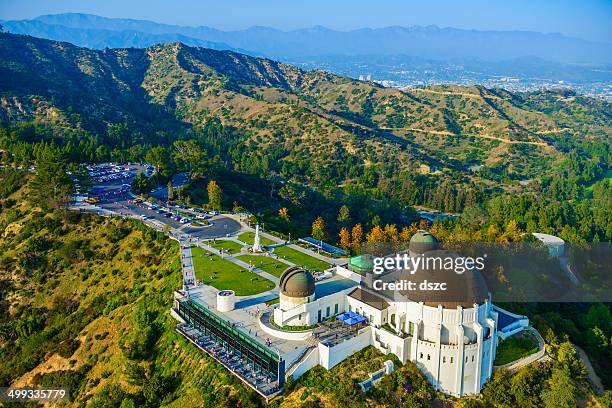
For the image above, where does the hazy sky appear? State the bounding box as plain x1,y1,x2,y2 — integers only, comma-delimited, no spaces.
1,0,610,42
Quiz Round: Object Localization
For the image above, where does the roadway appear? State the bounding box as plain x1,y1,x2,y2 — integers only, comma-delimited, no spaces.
88,167,241,239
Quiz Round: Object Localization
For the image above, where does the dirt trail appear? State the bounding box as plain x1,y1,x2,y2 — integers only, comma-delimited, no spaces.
406,88,504,101
380,126,551,147
574,344,604,395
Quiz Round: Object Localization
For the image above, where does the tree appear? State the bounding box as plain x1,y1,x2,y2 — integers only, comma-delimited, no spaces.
278,207,290,222
482,369,514,407
399,224,418,241
366,225,387,243
383,224,399,241
232,201,245,213
207,180,222,210
371,214,381,227
337,205,351,226
510,363,546,408
312,216,326,241
351,224,363,253
339,227,351,252
167,180,174,200
28,144,72,210
145,146,172,178
131,172,150,194
541,367,577,408
173,140,205,179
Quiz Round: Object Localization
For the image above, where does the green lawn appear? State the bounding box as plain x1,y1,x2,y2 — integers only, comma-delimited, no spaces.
191,246,274,295
495,334,539,365
206,239,244,254
238,231,276,246
236,254,289,277
273,246,330,272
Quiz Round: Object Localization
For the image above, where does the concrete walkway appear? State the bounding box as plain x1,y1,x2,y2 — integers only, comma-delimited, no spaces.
180,241,196,289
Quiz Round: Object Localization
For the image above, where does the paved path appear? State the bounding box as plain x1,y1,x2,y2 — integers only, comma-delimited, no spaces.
180,240,196,289
574,344,604,395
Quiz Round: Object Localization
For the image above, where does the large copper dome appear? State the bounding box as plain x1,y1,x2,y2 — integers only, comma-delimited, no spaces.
279,266,315,298
409,230,439,254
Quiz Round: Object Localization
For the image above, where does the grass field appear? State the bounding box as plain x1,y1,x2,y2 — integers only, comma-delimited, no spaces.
236,254,289,277
206,239,244,254
273,246,330,272
238,231,276,246
191,246,274,295
494,334,539,365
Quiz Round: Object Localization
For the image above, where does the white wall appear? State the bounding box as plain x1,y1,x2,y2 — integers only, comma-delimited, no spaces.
371,327,412,363
347,297,385,326
319,328,372,369
290,347,320,379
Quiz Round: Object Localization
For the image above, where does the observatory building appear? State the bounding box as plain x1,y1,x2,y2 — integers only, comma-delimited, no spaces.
173,231,531,398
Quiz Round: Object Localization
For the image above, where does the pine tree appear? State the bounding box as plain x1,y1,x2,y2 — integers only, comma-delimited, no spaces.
337,205,351,226
167,180,174,200
28,144,72,210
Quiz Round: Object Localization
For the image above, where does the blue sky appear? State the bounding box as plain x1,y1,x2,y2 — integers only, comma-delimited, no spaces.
1,0,610,42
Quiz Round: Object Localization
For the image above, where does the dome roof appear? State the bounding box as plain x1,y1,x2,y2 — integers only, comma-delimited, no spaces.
399,249,489,308
409,230,439,254
279,266,315,298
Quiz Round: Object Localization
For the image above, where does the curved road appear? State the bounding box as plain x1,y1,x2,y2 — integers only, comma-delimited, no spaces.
183,216,241,239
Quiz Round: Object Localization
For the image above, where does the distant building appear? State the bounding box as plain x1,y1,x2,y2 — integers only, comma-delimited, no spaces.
532,233,565,257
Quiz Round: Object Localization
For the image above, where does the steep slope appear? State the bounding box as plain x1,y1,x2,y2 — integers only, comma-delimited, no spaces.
0,33,609,185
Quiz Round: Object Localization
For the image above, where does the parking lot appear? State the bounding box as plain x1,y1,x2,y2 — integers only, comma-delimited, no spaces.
86,163,241,239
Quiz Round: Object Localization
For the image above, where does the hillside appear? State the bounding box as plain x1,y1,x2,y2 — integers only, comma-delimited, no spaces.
0,169,608,407
0,33,610,407
0,32,609,190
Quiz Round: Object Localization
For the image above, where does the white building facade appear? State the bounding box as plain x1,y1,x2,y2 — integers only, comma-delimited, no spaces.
270,231,527,397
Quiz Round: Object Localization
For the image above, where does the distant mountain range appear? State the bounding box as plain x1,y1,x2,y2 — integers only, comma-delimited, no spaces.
1,31,609,188
1,13,611,65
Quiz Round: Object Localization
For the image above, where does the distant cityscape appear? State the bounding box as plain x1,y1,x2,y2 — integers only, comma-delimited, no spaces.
292,59,612,101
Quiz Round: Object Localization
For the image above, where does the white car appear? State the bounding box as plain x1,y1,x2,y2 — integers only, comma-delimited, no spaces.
180,218,190,224
141,215,149,220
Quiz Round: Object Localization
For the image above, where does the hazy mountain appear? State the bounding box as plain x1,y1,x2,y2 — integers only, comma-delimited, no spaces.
0,19,249,53
2,13,611,65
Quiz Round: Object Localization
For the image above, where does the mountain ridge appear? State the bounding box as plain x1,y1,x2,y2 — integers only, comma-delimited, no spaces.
0,32,609,192
1,13,610,64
